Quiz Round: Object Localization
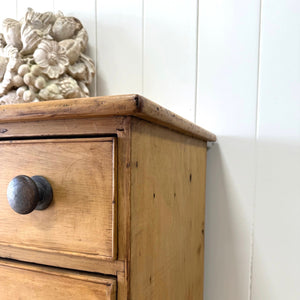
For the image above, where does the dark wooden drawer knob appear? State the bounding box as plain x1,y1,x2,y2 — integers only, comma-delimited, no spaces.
7,175,53,214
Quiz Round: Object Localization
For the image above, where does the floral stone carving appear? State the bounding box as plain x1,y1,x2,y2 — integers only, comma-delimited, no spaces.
0,8,95,105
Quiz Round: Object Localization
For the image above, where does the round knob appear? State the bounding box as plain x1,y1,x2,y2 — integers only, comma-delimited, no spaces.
7,175,53,214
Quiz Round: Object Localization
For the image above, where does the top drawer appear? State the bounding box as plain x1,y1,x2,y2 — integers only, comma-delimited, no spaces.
0,137,117,262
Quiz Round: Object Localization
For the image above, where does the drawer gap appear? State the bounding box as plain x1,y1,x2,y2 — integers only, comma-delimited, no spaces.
0,257,118,280
0,133,117,141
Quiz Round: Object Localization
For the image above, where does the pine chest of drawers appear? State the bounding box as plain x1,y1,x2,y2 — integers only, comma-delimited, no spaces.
0,94,215,299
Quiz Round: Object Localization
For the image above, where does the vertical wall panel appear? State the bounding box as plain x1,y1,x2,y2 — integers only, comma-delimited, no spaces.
196,0,261,299
53,0,97,96
252,0,300,299
143,0,198,121
96,0,143,96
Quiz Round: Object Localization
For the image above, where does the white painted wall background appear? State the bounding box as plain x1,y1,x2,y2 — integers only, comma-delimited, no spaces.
1,1,299,299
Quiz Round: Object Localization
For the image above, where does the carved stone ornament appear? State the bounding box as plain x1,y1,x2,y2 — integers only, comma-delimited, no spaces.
0,8,95,105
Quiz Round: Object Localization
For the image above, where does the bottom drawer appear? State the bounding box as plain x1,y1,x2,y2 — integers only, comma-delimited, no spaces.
0,259,116,300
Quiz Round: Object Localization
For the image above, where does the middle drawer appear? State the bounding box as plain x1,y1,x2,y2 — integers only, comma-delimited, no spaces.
0,137,117,263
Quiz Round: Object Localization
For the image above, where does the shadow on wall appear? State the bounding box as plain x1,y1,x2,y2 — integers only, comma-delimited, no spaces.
250,138,300,300
203,136,300,300
203,137,255,300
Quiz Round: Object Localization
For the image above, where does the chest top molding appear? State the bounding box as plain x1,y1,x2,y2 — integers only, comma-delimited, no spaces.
0,94,216,142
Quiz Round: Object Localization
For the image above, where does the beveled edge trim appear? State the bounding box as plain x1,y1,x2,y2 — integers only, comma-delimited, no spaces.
0,242,125,275
0,257,118,286
0,94,216,141
135,95,216,142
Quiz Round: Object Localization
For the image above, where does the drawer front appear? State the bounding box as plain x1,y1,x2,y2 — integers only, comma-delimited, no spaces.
0,259,116,300
0,137,116,260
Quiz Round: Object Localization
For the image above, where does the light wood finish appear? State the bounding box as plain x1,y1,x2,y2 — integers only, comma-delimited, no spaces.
129,119,206,299
0,95,216,141
0,138,116,260
0,116,131,277
0,243,125,275
0,259,116,300
0,117,129,138
0,95,214,299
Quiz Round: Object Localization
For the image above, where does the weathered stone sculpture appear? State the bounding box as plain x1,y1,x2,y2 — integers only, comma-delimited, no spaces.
0,8,95,105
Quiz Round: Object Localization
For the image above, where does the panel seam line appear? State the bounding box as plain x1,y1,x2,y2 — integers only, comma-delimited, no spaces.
141,0,145,94
94,0,98,96
194,0,200,124
248,0,263,299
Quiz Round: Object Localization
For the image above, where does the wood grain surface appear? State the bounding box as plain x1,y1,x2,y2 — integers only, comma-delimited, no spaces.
0,259,116,300
0,117,129,139
0,101,212,298
0,137,117,262
129,119,207,299
0,95,216,141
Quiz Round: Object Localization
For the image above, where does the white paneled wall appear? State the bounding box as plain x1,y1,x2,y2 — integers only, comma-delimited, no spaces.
1,2,299,299
143,0,198,121
196,0,261,299
96,0,143,96
252,1,300,299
